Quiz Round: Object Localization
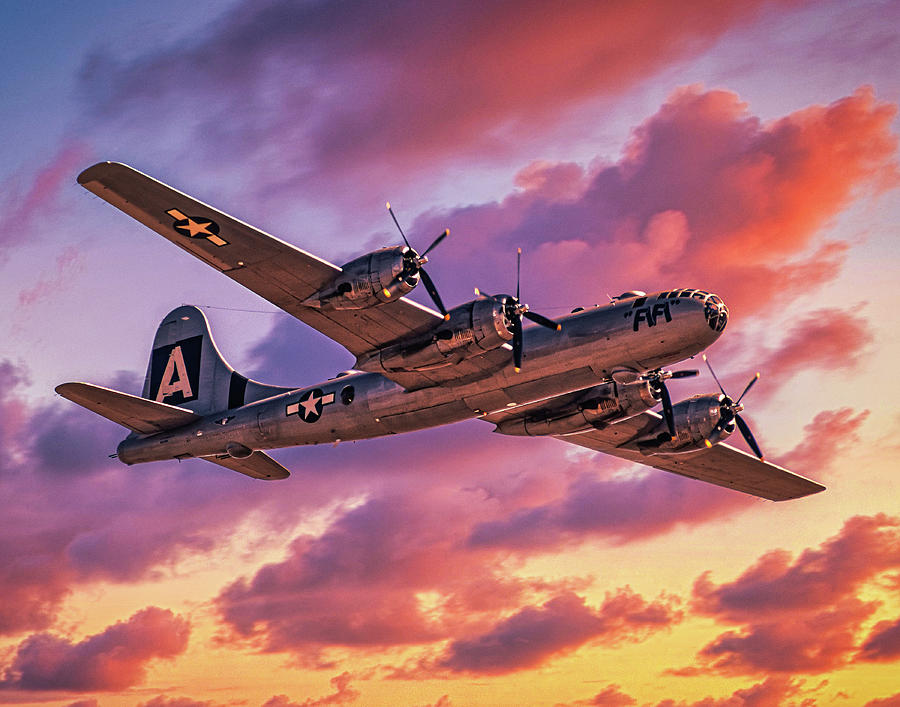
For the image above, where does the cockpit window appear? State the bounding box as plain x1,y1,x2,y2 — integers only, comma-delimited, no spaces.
692,291,707,300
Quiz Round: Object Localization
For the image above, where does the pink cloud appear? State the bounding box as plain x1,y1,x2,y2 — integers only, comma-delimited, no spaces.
407,87,897,318
0,144,87,258
17,246,83,308
682,515,900,675
757,309,874,393
436,589,680,675
691,598,877,675
80,1,796,202
779,408,870,475
467,470,751,551
691,515,900,620
0,607,189,691
262,672,359,706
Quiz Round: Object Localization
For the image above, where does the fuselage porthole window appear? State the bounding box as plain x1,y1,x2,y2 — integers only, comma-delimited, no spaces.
341,386,355,405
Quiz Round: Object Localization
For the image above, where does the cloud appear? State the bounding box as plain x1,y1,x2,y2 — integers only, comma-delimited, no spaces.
215,491,539,656
262,672,360,706
561,677,807,707
0,359,312,636
757,309,874,394
463,399,862,557
683,514,900,675
557,684,637,706
0,143,87,258
865,694,900,707
691,515,900,621
215,480,679,673
436,589,680,675
778,408,869,476
859,617,900,662
409,87,897,317
690,598,877,675
17,246,83,309
468,469,751,551
0,607,190,691
136,698,216,707
78,1,792,203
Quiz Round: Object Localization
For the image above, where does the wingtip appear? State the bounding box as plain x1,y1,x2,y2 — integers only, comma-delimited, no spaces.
76,161,134,186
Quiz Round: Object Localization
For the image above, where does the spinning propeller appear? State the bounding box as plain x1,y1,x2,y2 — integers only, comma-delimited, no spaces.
385,202,450,319
702,354,764,459
476,248,561,372
642,368,699,439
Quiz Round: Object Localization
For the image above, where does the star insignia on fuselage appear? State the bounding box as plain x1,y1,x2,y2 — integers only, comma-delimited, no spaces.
166,208,229,247
286,389,335,423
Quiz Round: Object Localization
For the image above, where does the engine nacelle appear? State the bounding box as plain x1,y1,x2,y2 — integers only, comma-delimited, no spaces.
495,380,659,436
303,246,414,310
635,393,733,454
368,297,513,372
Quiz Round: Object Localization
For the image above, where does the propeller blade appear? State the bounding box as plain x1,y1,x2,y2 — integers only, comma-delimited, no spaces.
516,247,521,301
420,268,449,319
381,273,403,298
736,372,760,405
670,369,699,379
705,419,727,448
658,380,675,439
702,354,727,396
511,319,523,372
386,202,412,249
523,310,562,331
735,414,764,460
421,228,449,258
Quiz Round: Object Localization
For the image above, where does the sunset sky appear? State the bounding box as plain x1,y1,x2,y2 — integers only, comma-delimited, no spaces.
2,1,900,705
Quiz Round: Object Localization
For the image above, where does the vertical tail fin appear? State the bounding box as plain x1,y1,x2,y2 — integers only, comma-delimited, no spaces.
144,305,291,415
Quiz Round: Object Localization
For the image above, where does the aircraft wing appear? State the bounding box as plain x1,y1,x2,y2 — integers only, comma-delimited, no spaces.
77,162,443,361
485,407,825,501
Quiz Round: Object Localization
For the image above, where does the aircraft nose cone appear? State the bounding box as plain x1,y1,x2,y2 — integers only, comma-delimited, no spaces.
704,294,728,333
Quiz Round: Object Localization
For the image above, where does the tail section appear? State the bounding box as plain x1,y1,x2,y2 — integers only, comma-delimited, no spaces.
143,305,291,414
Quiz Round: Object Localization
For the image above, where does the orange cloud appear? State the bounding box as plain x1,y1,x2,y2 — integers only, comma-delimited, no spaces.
561,677,807,707
0,607,189,691
684,515,900,675
411,87,897,318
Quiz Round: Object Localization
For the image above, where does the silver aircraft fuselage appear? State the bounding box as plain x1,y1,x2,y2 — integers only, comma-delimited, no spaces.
117,291,720,464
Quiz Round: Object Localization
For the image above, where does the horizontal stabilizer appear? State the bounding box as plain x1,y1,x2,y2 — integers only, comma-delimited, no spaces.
55,382,199,435
201,451,290,480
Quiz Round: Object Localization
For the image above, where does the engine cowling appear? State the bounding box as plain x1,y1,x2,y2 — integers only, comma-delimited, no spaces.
370,297,514,372
635,393,733,454
495,380,659,436
303,246,414,310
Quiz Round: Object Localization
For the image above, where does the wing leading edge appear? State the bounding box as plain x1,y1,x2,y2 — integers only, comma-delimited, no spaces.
77,162,442,359
487,407,824,501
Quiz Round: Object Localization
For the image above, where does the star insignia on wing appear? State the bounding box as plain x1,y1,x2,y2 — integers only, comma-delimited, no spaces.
166,208,229,246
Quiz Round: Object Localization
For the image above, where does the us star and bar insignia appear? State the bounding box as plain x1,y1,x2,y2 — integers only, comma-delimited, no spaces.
286,389,335,423
166,209,228,246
